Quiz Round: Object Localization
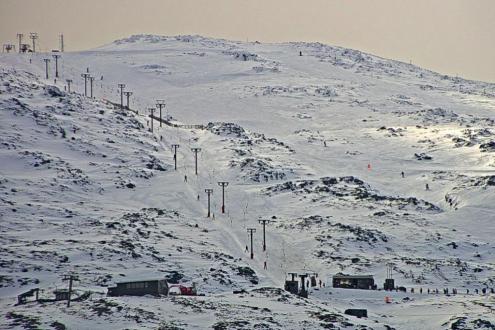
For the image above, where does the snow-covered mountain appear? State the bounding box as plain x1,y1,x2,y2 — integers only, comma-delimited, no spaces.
1,34,494,329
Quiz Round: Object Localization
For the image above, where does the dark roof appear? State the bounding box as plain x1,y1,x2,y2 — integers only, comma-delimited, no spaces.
115,278,166,285
332,274,374,279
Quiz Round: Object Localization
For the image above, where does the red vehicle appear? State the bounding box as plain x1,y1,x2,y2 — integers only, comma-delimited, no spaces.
168,284,197,296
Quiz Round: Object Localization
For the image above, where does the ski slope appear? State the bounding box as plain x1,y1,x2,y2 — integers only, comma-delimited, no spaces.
1,34,494,329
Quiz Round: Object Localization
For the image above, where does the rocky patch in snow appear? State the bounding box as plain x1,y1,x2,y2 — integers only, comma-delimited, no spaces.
207,122,297,182
265,176,441,212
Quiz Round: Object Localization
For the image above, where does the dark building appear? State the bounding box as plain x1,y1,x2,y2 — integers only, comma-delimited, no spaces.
284,280,299,295
107,279,168,297
332,274,375,290
17,288,39,305
384,278,395,290
54,289,70,301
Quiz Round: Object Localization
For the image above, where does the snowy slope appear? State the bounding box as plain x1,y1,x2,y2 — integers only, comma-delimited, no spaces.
1,34,495,329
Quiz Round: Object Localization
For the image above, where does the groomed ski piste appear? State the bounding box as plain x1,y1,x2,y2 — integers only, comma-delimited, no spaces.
1,34,495,329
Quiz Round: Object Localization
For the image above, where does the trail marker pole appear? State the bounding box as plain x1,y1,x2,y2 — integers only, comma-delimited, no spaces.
217,181,229,213
52,54,60,78
118,84,125,109
81,73,90,96
156,100,165,127
171,144,179,170
123,91,133,109
62,274,79,307
247,228,256,259
191,148,201,175
258,219,272,251
205,189,213,217
43,59,50,79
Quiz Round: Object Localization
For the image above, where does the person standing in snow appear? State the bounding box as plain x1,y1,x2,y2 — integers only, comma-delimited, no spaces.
197,194,200,201
264,260,267,270
184,175,187,183
425,183,430,190
323,141,327,147
245,245,249,253
401,171,405,178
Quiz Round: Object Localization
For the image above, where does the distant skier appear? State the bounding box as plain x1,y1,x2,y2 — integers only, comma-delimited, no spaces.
197,194,200,201
264,260,267,270
425,183,430,190
323,141,327,147
184,175,187,182
100,75,104,80
401,171,405,178
160,135,163,141
299,51,302,56
319,279,322,288
245,245,249,253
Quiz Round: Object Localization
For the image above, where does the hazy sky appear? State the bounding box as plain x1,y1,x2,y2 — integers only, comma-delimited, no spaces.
1,0,494,82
